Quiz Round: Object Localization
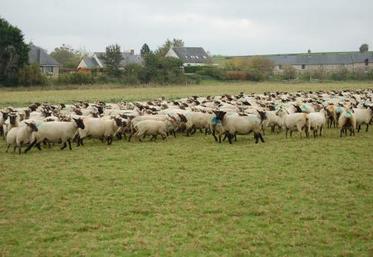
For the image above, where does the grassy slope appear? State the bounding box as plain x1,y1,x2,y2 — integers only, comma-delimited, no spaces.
1,81,373,108
1,82,373,257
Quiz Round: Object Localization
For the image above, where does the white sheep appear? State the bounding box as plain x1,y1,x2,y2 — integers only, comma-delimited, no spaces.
353,107,373,132
25,117,85,152
132,120,168,142
307,109,327,138
6,122,38,154
183,111,212,136
277,108,308,138
213,111,265,144
78,117,122,145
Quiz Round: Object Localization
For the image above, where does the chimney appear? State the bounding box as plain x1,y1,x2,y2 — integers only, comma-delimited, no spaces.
36,47,41,64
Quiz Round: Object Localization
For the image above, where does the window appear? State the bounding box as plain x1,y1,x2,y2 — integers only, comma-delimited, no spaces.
301,64,306,69
278,65,282,70
365,59,369,66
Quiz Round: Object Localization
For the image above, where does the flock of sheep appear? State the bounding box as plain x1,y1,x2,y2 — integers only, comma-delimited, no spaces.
1,88,373,154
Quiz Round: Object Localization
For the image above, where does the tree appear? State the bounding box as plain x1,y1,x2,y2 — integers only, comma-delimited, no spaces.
50,44,82,69
282,65,297,80
139,52,184,84
140,43,151,57
359,43,369,53
0,17,29,84
155,38,184,57
102,44,123,76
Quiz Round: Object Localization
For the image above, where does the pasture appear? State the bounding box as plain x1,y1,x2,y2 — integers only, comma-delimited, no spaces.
1,82,373,257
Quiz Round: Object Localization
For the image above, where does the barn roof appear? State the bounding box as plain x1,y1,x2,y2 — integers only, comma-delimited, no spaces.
171,47,210,64
243,51,373,65
28,44,60,66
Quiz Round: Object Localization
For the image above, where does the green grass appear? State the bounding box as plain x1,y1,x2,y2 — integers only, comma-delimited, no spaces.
1,82,373,256
1,81,372,108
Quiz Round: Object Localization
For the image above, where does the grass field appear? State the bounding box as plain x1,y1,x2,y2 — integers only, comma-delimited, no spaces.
1,82,373,257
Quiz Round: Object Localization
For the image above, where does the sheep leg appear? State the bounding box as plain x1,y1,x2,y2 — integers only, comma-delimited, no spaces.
254,133,259,144
259,133,265,143
227,132,233,144
234,134,237,142
60,142,67,150
173,130,176,138
67,139,72,150
319,127,323,136
24,139,37,153
212,130,218,142
366,124,369,132
107,136,113,145
5,144,10,153
357,125,361,133
13,145,17,153
128,133,133,142
218,135,222,143
36,143,42,151
18,144,22,155
285,128,289,138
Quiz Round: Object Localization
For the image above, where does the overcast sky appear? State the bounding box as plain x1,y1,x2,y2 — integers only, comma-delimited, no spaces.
2,0,373,55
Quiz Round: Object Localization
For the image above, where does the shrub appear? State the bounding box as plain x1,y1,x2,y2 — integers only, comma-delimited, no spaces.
57,72,95,85
329,67,349,81
224,56,274,81
311,67,327,81
195,66,225,80
17,64,47,86
282,65,297,80
121,64,143,84
224,71,250,80
185,73,201,84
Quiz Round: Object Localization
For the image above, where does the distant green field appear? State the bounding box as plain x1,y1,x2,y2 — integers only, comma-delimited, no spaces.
0,81,372,108
1,82,373,257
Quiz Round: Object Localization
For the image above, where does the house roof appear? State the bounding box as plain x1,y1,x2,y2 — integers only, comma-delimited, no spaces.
80,56,100,69
171,47,210,64
28,44,60,66
243,51,373,66
94,52,143,67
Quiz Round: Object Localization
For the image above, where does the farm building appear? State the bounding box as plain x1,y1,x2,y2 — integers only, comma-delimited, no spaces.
28,44,60,77
166,47,211,66
77,50,143,71
239,51,373,73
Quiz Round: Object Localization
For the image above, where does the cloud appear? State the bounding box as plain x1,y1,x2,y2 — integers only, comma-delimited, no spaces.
1,0,372,55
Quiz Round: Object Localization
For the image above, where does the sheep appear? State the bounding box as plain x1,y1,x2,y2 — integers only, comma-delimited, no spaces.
2,112,18,138
0,111,9,136
353,106,373,132
6,122,38,154
307,109,327,138
24,117,85,152
128,114,181,140
77,116,122,145
277,108,309,138
131,120,168,142
213,111,265,144
325,104,337,128
183,111,212,136
338,108,356,137
209,113,225,143
262,111,282,134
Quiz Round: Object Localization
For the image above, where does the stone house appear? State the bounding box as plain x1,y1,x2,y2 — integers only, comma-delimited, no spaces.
28,44,60,77
166,47,210,67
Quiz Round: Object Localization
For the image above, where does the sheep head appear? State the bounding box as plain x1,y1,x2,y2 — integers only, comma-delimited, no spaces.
73,117,85,129
25,122,38,132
